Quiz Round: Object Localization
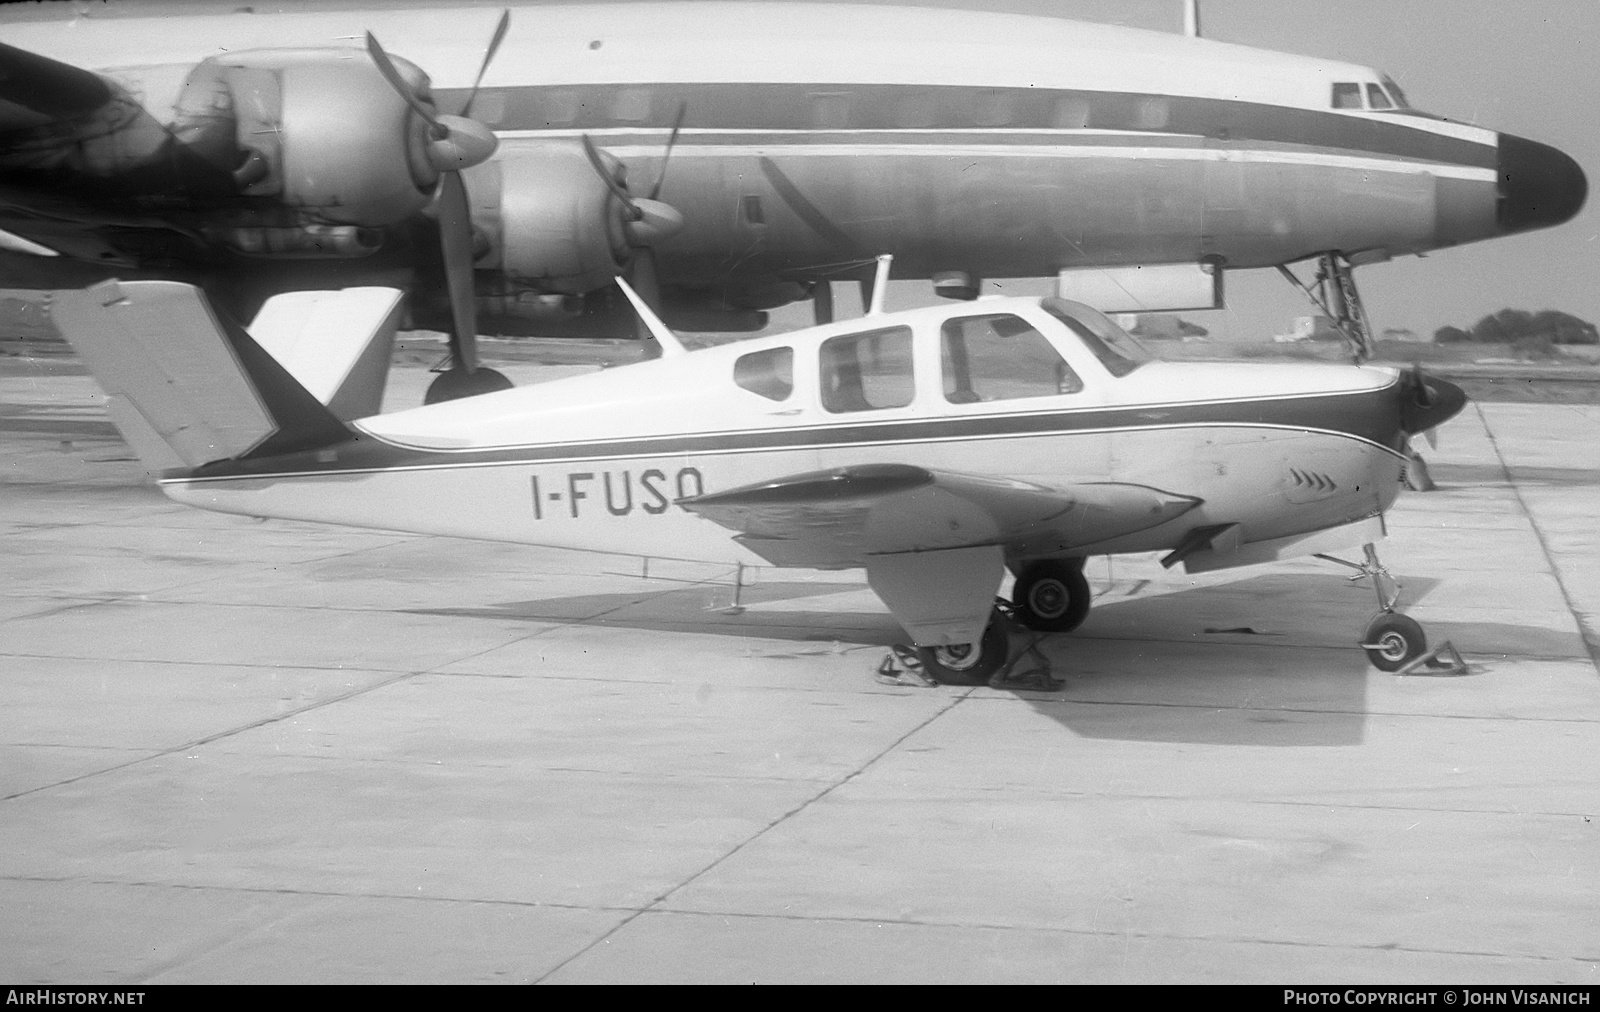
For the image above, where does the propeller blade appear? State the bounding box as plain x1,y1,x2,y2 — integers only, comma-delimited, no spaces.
648,101,688,201
460,8,511,117
364,31,442,134
436,171,479,374
1424,427,1439,450
581,134,641,219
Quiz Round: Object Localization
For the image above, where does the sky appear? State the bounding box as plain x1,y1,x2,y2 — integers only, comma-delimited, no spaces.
5,0,1596,340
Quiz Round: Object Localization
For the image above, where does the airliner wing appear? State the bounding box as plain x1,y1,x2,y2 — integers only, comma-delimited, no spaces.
678,463,1199,568
0,42,112,130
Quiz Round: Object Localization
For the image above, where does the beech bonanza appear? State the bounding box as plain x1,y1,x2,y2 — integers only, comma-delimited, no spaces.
52,273,1467,681
0,3,1585,402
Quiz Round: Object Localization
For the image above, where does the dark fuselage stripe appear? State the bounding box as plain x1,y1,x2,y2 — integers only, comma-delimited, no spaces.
435,82,1496,170
173,385,1406,484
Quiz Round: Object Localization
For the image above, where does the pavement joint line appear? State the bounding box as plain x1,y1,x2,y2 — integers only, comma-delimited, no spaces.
1473,401,1600,675
531,687,976,983
0,874,1585,969
0,668,435,803
0,632,552,803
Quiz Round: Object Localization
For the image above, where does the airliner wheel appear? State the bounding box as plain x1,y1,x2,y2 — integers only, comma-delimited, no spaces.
1012,559,1091,633
918,620,1009,685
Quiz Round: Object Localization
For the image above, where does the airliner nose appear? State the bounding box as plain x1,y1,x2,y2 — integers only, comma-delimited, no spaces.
1497,134,1587,234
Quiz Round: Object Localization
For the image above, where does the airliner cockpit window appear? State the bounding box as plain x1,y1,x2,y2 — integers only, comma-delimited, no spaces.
940,314,1082,403
1381,76,1411,109
1040,298,1153,378
820,326,914,412
1331,82,1363,109
1366,83,1393,110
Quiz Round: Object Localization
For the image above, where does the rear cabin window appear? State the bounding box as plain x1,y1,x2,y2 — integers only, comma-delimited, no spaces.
941,314,1081,403
820,327,914,412
734,347,793,401
1331,82,1363,109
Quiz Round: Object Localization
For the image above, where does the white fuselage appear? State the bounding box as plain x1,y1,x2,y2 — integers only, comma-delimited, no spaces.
160,296,1408,569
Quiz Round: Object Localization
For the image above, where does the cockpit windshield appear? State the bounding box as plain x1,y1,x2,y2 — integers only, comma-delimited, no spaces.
1380,75,1410,109
1039,298,1153,377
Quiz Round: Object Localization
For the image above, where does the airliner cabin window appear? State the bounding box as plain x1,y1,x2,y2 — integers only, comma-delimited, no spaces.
542,89,581,126
941,314,1082,403
1052,96,1090,129
734,347,793,401
973,90,1014,127
472,90,508,126
896,90,938,128
1331,82,1363,109
820,327,914,412
1366,83,1393,110
811,92,851,129
611,87,652,123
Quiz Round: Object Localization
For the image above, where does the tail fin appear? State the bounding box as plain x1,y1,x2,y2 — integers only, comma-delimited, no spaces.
248,287,403,421
52,280,351,474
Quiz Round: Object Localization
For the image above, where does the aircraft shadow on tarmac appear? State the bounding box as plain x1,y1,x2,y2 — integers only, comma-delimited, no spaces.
404,568,1575,748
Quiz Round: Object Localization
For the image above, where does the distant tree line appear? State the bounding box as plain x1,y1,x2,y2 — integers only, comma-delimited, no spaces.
1434,309,1598,345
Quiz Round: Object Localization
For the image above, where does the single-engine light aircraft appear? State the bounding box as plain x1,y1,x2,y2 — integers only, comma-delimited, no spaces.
51,273,1467,680
0,3,1585,401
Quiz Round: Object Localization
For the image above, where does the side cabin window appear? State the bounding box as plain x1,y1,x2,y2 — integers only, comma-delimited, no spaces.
1040,298,1153,378
734,346,793,401
1331,82,1363,109
941,314,1081,403
820,326,914,412
1365,83,1393,110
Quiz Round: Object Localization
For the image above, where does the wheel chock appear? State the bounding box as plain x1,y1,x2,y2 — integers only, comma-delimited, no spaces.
987,630,1063,692
1394,640,1468,677
874,644,939,687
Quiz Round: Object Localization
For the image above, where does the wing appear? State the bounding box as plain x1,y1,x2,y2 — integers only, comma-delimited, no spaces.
0,42,112,131
678,463,1200,567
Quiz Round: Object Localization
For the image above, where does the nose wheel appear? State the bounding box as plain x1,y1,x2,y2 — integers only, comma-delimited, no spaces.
1318,542,1463,674
1362,612,1427,672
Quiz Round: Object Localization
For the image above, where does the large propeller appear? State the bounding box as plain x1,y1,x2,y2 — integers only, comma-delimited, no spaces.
579,114,687,355
367,10,510,403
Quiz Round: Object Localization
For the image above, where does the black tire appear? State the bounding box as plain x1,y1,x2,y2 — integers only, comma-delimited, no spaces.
424,366,514,404
1012,559,1091,633
1363,612,1427,672
918,619,1009,685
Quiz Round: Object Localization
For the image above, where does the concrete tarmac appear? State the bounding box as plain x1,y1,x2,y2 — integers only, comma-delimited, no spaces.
2,356,1598,984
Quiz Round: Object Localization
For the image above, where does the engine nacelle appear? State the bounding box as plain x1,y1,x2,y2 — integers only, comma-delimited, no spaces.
485,142,631,294
173,49,436,227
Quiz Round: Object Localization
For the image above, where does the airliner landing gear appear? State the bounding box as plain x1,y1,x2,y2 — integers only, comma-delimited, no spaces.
1317,542,1463,674
1011,558,1091,633
916,618,1010,685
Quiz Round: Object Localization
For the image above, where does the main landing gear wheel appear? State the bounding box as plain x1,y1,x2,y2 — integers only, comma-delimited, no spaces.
1011,559,1091,633
424,366,514,405
1362,612,1427,672
917,620,1009,685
